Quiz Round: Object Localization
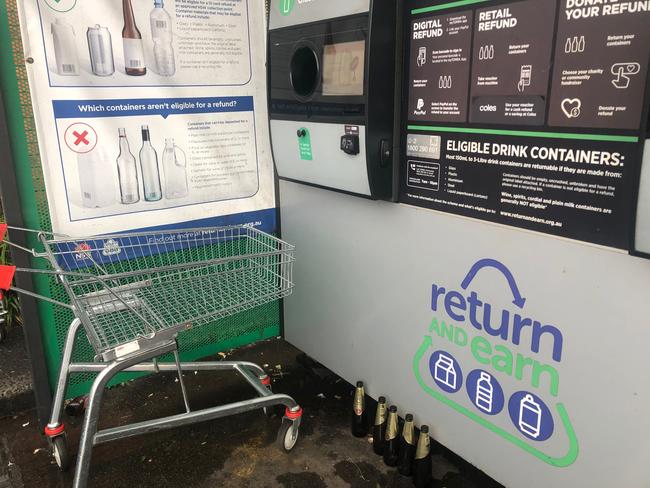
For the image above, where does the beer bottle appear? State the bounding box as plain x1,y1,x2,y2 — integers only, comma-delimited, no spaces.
398,414,416,476
372,396,388,455
383,405,400,466
413,425,433,488
351,381,368,437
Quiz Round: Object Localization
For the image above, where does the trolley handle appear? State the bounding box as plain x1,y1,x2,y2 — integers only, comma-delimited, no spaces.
0,224,66,259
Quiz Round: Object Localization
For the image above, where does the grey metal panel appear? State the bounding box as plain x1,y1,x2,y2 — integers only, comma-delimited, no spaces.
280,179,650,488
269,0,370,30
635,140,650,253
271,120,371,196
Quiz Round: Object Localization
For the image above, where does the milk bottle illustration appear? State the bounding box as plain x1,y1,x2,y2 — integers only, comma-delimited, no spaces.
519,394,542,438
78,147,116,208
162,139,189,199
434,354,457,390
51,19,80,76
475,372,493,413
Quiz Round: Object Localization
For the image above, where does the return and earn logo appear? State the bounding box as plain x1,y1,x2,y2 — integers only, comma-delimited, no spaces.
413,258,579,467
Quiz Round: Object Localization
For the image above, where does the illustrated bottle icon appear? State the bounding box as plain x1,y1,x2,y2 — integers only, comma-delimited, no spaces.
139,125,162,202
383,405,400,467
163,139,189,199
564,37,572,54
413,425,433,488
87,25,115,76
78,147,116,208
116,128,140,204
150,0,175,76
122,0,146,76
475,372,494,413
51,19,80,76
519,394,542,438
351,381,368,438
397,413,415,477
372,396,387,455
578,36,585,52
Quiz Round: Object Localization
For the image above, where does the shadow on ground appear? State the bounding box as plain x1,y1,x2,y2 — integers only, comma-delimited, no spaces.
0,334,503,488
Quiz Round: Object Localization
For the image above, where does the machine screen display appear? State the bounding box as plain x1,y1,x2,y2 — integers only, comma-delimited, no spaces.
322,41,365,96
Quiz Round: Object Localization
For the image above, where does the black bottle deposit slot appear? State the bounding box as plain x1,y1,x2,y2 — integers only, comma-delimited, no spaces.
268,0,399,200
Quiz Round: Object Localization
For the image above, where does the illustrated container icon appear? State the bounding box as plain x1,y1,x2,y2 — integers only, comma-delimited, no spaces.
150,0,176,76
434,353,457,390
475,372,493,413
140,125,163,202
87,25,115,76
519,394,542,438
163,139,189,199
116,128,141,204
78,147,117,208
51,19,80,76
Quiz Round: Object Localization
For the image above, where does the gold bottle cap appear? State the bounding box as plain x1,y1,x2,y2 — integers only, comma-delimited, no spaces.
353,383,365,416
385,406,398,441
374,397,387,426
402,414,415,445
415,425,431,460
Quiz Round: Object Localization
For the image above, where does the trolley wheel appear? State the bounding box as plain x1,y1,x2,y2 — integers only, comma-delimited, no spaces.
276,417,300,452
52,436,70,472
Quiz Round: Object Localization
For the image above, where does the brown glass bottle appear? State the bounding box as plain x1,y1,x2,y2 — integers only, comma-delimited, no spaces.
122,0,146,76
351,381,368,437
413,425,433,488
398,414,416,477
372,396,387,455
383,405,400,467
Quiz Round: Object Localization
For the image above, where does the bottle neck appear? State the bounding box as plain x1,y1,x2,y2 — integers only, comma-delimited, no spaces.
122,0,140,38
119,136,131,155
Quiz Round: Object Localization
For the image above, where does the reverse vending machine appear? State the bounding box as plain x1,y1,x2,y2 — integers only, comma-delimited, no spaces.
269,0,399,199
271,1,650,487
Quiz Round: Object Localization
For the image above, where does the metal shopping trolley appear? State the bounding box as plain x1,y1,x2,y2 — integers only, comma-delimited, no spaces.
0,223,302,488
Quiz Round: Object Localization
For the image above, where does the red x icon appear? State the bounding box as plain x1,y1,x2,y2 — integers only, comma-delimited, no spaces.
72,130,89,146
64,123,97,154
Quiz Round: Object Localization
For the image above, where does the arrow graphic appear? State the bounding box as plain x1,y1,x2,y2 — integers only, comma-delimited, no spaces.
413,336,579,467
461,258,526,308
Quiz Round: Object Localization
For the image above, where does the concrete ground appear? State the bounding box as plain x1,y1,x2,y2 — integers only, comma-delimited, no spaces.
0,328,503,488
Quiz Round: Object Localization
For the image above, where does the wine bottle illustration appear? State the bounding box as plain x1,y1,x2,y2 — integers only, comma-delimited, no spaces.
150,0,176,76
140,126,163,201
162,139,188,199
122,0,146,76
116,128,140,204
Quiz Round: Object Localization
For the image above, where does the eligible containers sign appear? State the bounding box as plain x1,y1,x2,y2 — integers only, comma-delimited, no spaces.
402,0,650,250
413,258,579,466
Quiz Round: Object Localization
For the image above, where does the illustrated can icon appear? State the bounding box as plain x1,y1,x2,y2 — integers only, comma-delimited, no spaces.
87,25,115,76
518,394,542,438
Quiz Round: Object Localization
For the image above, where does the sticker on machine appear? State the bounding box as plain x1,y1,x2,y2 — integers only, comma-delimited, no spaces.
413,258,579,466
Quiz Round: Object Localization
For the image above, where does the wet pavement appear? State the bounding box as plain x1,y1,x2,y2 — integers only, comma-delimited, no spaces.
0,331,503,488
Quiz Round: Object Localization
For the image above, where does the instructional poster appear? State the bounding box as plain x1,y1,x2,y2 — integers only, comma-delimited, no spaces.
16,0,274,236
403,0,650,249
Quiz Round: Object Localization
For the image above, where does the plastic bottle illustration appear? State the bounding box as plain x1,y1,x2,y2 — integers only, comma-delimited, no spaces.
475,372,494,413
139,125,163,202
78,147,116,208
162,138,189,199
51,19,80,76
150,0,176,76
116,128,140,204
519,394,542,438
87,25,115,76
122,0,146,76
434,354,457,390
